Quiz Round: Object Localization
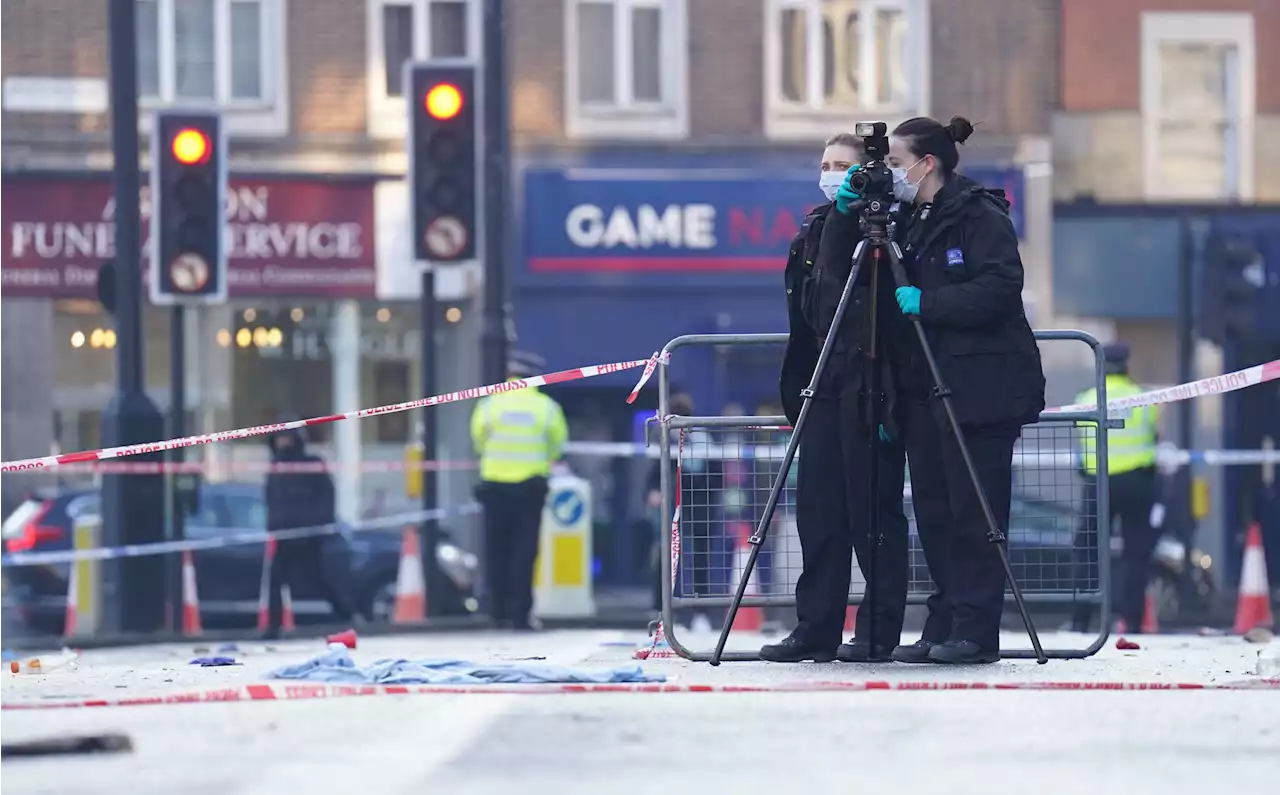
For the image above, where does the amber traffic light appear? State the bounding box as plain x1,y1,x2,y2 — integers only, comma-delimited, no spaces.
150,111,226,305
425,83,464,120
171,128,211,165
407,63,480,263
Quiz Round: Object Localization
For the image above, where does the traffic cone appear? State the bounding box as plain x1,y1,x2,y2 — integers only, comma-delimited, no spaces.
327,628,357,649
1139,588,1159,634
844,604,858,633
1234,522,1274,634
256,538,275,632
731,523,763,632
181,550,203,636
281,584,296,633
62,566,78,639
392,526,427,624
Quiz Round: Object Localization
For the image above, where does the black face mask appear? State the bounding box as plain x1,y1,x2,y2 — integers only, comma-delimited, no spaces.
271,434,304,460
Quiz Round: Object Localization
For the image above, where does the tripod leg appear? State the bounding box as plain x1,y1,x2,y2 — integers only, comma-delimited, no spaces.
863,250,883,655
711,240,871,665
884,245,1049,664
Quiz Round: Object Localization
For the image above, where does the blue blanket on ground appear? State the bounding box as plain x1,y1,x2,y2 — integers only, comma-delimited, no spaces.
268,646,665,685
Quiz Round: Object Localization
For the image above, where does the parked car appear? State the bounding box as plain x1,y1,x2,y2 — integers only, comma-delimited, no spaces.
1,482,478,636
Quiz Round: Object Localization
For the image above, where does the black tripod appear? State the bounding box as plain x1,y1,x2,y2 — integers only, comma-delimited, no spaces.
711,197,1048,666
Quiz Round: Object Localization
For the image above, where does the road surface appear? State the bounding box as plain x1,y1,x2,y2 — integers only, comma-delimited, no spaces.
3,628,1278,795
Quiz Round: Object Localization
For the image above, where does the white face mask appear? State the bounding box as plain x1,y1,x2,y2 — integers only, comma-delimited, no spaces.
819,170,845,201
892,157,926,203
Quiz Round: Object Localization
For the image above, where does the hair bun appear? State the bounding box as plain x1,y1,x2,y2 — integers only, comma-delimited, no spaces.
946,116,975,145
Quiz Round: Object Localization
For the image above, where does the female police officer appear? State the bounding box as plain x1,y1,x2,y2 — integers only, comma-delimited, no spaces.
883,116,1046,664
759,132,912,664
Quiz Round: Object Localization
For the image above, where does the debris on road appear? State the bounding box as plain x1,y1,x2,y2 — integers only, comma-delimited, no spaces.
2,733,133,759
268,644,665,686
189,657,241,667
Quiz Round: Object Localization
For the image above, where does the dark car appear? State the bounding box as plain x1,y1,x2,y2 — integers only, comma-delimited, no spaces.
2,482,478,636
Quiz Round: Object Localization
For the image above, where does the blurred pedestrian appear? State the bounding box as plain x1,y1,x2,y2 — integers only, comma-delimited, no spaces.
471,351,568,631
1071,342,1161,633
761,130,911,664
886,116,1046,664
263,427,361,639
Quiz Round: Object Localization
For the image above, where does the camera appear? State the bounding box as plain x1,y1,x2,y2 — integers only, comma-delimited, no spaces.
848,121,894,200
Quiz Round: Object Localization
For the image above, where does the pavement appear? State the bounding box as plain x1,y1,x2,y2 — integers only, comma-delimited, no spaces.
2,628,1278,795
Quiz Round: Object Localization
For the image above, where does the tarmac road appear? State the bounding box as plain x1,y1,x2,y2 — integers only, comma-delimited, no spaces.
2,629,1278,795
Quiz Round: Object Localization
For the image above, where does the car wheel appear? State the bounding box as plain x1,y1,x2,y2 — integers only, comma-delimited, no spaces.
365,578,398,624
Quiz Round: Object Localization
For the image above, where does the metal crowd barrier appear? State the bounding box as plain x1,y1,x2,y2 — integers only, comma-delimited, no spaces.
656,330,1114,662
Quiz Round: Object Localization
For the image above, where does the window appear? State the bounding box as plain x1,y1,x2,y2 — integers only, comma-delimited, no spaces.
765,0,928,139
135,0,286,135
565,0,688,139
367,0,480,138
1141,13,1255,201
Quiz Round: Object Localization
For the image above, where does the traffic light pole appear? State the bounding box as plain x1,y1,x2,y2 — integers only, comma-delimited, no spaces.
102,0,167,635
481,0,511,386
167,305,188,628
420,268,441,616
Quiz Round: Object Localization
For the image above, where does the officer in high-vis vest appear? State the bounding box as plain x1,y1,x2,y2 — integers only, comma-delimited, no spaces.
1071,342,1161,633
471,351,569,630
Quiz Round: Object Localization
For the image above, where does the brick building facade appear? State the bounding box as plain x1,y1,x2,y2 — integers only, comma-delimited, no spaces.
1,0,1060,516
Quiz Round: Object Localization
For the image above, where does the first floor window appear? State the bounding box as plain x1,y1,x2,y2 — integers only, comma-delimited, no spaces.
770,0,919,115
136,0,275,105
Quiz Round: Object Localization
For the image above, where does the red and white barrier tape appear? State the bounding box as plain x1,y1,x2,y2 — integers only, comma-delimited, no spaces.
19,460,481,475
0,358,651,473
1045,359,1280,415
5,676,1278,710
625,351,668,405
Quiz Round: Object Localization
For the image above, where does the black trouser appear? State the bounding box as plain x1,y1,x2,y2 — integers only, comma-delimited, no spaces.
1072,467,1159,631
267,536,357,630
793,389,909,651
904,398,1021,652
479,477,548,625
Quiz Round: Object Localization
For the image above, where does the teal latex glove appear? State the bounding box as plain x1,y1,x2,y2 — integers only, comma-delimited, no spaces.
835,165,862,215
877,424,894,444
895,286,921,316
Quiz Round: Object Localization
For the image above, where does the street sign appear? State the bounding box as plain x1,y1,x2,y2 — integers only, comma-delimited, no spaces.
424,215,468,259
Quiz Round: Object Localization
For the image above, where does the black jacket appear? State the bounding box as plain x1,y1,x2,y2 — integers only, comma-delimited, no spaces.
779,203,828,425
779,201,909,435
899,173,1046,428
264,429,337,534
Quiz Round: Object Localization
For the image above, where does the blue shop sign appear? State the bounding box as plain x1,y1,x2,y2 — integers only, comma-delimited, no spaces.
521,165,1025,287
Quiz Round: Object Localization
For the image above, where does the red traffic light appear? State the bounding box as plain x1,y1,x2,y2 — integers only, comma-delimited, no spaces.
425,83,463,120
171,128,211,165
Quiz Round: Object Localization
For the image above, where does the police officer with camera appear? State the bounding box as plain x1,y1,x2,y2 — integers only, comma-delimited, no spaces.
885,116,1046,665
759,132,913,664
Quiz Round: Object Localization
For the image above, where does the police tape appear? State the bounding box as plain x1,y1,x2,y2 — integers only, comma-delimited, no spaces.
3,677,1278,711
0,357,653,473
1044,358,1280,416
0,503,480,568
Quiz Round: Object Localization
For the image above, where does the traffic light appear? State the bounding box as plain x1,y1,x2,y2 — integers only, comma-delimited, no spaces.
149,111,227,305
407,62,480,263
1201,232,1265,344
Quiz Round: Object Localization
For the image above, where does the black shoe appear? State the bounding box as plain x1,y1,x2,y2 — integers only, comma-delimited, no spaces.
758,635,837,663
510,616,543,632
835,639,893,663
890,639,939,664
927,640,999,665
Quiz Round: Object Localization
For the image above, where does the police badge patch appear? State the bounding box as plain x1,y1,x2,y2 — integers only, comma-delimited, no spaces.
946,248,965,267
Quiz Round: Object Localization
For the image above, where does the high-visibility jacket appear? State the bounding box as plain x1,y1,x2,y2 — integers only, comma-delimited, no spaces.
1075,375,1159,476
470,384,568,483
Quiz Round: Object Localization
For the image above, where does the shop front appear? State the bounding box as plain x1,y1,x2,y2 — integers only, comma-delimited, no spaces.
0,174,476,521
